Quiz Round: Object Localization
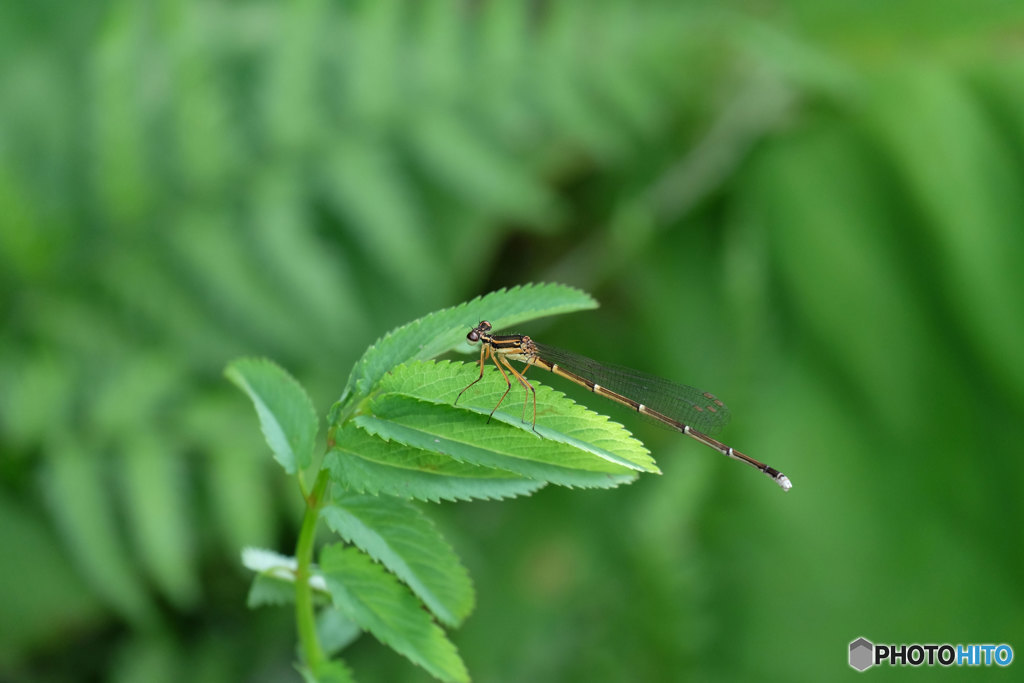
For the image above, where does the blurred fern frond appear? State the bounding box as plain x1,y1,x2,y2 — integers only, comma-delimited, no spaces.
0,0,724,677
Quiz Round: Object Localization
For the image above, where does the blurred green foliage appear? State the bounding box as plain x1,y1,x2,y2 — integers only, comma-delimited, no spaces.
1,0,1023,681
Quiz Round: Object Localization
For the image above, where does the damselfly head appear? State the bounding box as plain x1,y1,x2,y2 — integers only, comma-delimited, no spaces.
467,320,492,343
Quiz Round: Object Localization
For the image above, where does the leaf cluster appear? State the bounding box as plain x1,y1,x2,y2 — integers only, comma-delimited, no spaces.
227,284,660,682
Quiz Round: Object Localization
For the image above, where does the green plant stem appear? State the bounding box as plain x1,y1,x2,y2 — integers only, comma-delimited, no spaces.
295,468,330,671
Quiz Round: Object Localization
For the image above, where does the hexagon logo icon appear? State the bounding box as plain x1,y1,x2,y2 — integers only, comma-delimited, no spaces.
850,637,874,671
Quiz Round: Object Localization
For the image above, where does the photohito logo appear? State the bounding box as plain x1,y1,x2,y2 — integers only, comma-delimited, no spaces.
849,637,1014,671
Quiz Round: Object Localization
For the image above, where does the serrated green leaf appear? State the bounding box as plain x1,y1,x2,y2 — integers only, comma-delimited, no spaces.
321,493,474,627
326,424,546,502
356,398,639,489
338,283,597,405
225,357,318,474
353,360,657,487
389,361,658,472
320,544,469,683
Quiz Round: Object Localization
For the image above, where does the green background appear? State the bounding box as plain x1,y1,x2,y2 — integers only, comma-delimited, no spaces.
2,1,1022,681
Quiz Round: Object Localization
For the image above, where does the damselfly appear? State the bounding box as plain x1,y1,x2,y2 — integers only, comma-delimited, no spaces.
455,320,791,491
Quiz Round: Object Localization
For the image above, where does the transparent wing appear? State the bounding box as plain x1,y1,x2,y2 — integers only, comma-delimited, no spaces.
532,342,731,434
